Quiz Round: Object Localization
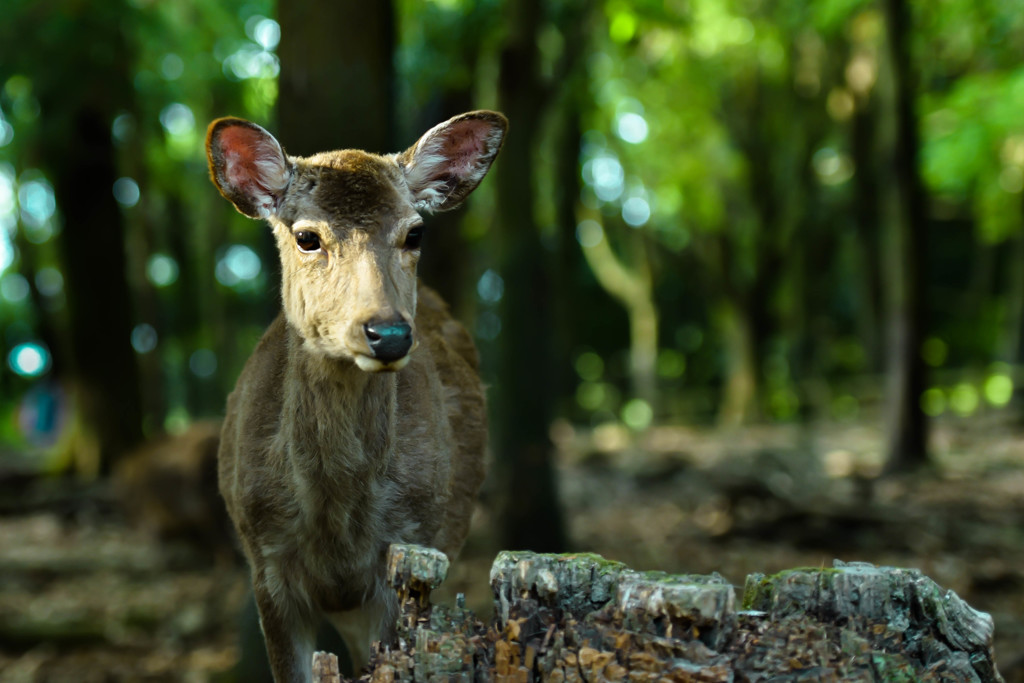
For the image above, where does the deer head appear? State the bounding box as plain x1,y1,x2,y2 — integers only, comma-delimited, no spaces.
206,111,507,372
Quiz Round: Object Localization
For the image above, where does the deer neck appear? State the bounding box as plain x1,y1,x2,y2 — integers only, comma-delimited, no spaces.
281,324,397,484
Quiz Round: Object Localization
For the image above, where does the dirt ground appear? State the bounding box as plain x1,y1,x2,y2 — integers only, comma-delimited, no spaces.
1,413,1023,681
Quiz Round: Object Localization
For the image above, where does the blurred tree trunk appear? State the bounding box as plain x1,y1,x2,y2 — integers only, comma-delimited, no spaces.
578,218,659,411
0,0,145,474
551,10,634,412
277,1,395,155
716,297,758,427
1000,231,1024,364
493,0,567,552
54,115,145,477
880,0,930,472
20,3,145,475
716,50,819,425
851,99,885,372
163,196,220,417
552,91,587,399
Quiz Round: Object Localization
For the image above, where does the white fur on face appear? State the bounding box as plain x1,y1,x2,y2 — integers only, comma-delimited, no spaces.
355,354,411,373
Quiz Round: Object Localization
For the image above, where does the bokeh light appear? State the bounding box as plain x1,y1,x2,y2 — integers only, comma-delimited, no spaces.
131,323,158,354
8,342,51,378
622,196,650,227
615,112,648,144
476,269,504,304
189,349,217,378
113,177,140,208
215,245,262,286
147,253,179,287
159,103,195,137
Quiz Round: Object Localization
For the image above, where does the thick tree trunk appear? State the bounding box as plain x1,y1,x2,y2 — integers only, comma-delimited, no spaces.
880,0,930,472
493,0,567,553
277,0,395,155
35,8,145,473
55,117,145,474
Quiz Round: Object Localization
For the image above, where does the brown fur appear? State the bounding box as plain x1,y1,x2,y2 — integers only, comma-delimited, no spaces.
206,111,506,683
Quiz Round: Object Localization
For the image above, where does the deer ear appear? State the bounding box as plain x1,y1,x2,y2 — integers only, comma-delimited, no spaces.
401,110,508,213
206,117,292,219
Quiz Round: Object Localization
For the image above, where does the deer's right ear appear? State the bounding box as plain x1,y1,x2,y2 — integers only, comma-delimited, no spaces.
206,118,292,219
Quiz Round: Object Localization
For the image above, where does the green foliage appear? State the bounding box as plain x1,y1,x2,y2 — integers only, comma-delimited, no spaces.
921,68,1024,242
396,0,503,112
568,0,1024,428
0,0,275,446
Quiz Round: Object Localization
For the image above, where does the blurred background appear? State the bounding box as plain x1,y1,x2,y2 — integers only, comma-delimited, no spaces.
1,0,1024,680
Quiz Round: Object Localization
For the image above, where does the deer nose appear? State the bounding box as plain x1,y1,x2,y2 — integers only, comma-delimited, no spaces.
364,320,413,362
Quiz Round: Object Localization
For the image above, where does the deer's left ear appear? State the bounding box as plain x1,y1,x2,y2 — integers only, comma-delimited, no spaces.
400,110,508,213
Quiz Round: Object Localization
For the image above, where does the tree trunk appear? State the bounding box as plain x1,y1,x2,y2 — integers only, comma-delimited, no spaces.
52,115,146,475
29,3,146,474
493,0,567,553
552,91,588,399
716,298,758,427
577,218,659,412
998,231,1024,364
277,0,395,155
880,0,930,472
851,101,885,372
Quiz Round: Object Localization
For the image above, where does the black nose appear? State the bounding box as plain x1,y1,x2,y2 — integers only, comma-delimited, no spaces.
364,320,413,362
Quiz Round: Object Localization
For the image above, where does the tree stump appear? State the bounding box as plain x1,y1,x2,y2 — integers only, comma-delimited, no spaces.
320,545,1003,682
313,651,341,683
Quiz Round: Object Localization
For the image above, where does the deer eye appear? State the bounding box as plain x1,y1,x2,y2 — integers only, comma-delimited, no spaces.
294,231,321,253
404,226,423,251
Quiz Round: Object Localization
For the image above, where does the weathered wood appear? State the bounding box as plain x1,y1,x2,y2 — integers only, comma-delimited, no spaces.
313,651,341,683
744,561,1002,681
340,545,1005,682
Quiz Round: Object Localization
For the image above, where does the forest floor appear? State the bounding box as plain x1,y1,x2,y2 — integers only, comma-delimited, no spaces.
1,412,1023,681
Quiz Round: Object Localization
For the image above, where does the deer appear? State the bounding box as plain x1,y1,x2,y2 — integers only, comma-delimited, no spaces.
204,110,507,683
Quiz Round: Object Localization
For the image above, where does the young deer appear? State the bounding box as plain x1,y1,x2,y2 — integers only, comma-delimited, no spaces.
205,110,506,683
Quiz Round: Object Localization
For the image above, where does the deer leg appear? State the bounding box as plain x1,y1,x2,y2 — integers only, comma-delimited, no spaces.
327,593,397,674
253,584,316,683
327,606,379,674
